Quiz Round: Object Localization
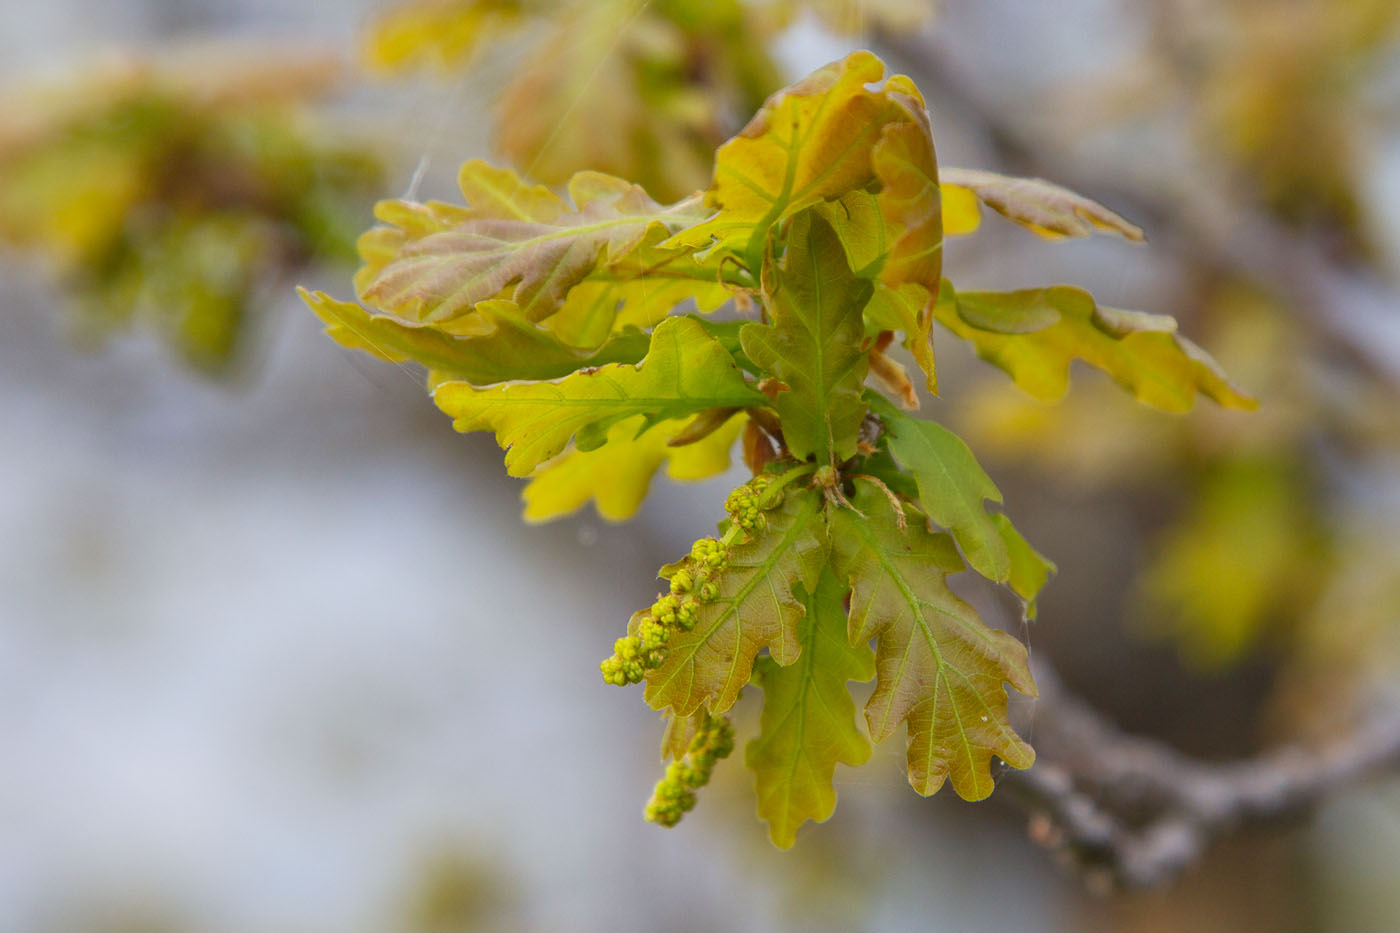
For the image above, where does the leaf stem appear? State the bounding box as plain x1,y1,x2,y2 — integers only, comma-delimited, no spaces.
759,462,817,507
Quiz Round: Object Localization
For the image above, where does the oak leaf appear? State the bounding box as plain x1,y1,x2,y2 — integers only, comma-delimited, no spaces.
433,315,761,476
520,413,744,523
747,568,874,848
829,481,1036,800
741,211,873,463
671,52,935,278
300,288,650,384
937,282,1257,412
869,394,1013,584
645,488,828,716
940,167,1145,242
358,161,706,325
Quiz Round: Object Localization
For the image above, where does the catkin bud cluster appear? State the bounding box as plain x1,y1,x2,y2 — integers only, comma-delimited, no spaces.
644,714,736,827
599,536,732,686
723,474,775,534
601,477,784,688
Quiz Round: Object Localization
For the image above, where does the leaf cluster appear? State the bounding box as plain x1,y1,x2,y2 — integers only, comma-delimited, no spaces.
303,52,1253,846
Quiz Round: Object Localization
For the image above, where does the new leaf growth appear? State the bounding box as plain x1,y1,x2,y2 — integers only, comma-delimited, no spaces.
301,51,1253,848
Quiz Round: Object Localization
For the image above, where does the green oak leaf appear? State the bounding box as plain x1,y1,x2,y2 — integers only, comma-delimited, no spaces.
747,567,874,849
936,281,1257,412
741,211,873,463
818,191,938,393
829,481,1037,801
992,512,1057,621
868,393,1011,583
300,288,649,384
433,315,762,476
645,488,828,716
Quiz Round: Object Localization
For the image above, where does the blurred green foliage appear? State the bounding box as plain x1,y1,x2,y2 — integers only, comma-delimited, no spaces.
0,50,383,373
365,0,933,201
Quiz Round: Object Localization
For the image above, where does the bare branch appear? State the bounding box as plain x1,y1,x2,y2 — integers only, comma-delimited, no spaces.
997,661,1400,889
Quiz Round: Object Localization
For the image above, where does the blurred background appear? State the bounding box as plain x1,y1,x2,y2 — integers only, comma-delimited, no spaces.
2,1,1399,930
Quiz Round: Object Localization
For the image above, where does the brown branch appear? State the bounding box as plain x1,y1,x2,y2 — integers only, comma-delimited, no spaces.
996,661,1400,890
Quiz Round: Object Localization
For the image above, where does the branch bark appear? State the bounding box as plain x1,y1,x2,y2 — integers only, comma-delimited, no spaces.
995,661,1400,890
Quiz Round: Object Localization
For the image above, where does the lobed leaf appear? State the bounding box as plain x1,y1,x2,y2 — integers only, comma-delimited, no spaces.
870,112,942,352
300,288,650,384
869,394,1011,583
741,211,873,464
645,488,829,716
992,513,1057,621
520,412,744,523
940,167,1145,242
747,567,874,849
545,224,735,349
818,181,940,392
671,52,934,272
358,160,707,325
433,316,762,476
829,481,1036,801
936,282,1257,412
